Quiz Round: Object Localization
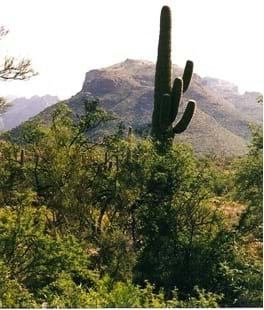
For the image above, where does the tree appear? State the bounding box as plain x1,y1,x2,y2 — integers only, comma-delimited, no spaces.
132,147,227,295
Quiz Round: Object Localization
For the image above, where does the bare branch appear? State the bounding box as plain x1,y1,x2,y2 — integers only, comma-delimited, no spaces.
0,56,38,80
0,26,38,81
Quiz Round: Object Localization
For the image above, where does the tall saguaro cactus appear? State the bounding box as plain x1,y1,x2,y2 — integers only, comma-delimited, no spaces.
151,6,196,146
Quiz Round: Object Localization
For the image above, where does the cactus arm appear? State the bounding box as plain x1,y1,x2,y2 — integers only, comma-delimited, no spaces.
182,60,193,93
173,100,195,134
171,77,183,123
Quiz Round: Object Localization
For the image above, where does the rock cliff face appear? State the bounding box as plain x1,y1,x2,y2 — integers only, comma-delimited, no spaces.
202,77,239,97
201,77,262,122
10,59,262,156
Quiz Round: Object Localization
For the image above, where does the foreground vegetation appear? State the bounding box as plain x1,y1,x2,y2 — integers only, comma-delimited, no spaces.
0,102,262,307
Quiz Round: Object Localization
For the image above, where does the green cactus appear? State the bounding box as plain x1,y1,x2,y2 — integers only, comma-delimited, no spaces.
151,6,196,146
127,126,132,161
20,149,24,165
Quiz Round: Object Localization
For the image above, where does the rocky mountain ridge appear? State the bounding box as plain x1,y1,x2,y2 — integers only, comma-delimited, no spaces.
8,59,262,156
74,59,261,155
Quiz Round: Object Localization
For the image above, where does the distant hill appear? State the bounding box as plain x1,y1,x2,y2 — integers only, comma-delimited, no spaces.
9,60,262,156
201,77,262,123
0,95,59,131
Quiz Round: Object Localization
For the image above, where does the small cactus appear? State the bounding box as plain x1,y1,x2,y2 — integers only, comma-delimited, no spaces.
127,126,132,161
19,149,24,165
151,6,196,146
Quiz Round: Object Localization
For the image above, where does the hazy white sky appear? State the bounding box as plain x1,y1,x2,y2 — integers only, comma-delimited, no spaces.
0,0,263,99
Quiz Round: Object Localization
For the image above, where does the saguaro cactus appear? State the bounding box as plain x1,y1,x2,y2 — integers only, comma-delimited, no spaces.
151,6,196,145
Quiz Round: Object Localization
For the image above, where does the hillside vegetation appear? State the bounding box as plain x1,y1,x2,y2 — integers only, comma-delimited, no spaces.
0,101,262,307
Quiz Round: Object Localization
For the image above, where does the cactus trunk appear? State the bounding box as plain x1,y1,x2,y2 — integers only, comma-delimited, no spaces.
152,6,172,138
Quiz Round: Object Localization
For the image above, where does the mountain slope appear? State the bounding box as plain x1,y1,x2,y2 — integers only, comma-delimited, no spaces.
9,60,262,156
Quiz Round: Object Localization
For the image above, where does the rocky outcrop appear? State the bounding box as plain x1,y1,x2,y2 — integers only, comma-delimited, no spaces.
79,60,262,155
202,77,239,96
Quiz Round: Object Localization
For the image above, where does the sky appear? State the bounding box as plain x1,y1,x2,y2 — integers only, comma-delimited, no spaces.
0,0,263,99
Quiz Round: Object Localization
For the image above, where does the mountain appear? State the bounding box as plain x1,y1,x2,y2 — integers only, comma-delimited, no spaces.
0,95,59,131
9,60,262,156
